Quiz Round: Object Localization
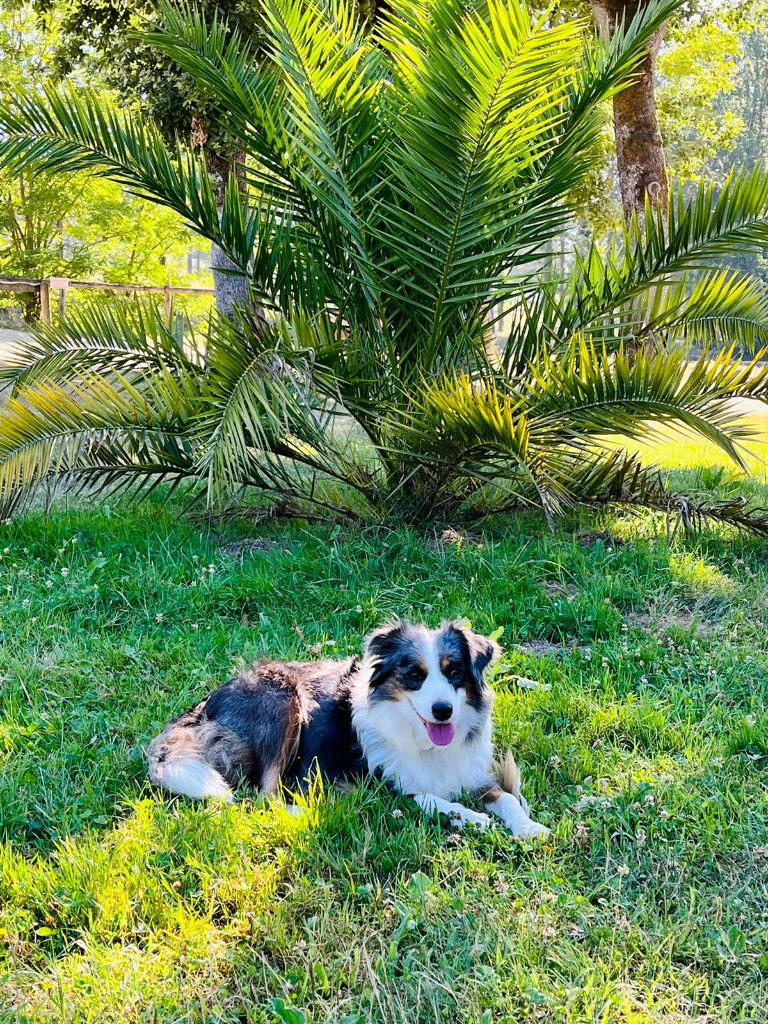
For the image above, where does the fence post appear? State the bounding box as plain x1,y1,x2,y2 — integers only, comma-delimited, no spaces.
49,277,69,322
39,280,51,325
164,285,173,327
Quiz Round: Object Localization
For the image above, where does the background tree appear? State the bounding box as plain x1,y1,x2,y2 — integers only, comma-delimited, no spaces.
706,13,768,179
551,0,763,237
589,0,669,222
36,0,264,318
702,11,768,288
657,18,743,184
0,2,198,323
0,3,99,319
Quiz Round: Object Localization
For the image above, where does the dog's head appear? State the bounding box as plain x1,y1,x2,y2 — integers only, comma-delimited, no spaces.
361,620,500,750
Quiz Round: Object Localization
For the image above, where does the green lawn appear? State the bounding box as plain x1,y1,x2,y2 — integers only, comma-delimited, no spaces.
2,460,768,1021
627,405,768,484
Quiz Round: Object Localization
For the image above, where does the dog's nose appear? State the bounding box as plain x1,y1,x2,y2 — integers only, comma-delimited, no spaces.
431,701,453,722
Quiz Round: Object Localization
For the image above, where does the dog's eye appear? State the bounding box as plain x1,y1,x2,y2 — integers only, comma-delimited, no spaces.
404,666,425,683
444,663,464,682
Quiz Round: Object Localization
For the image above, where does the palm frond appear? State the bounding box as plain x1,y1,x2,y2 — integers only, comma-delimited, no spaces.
527,341,768,468
387,372,570,525
516,0,682,217
375,0,586,350
260,0,388,330
192,314,379,503
371,0,684,357
0,369,199,512
645,270,768,350
0,86,253,269
0,302,197,391
573,450,768,539
550,168,768,343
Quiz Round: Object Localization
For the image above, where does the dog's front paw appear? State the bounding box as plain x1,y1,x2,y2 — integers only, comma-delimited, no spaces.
451,808,491,830
513,818,550,840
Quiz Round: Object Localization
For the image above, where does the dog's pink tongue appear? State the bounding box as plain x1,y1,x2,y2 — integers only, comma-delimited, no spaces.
426,721,455,746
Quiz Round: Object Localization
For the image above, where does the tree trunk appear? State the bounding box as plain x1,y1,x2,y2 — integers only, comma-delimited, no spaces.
204,148,265,328
210,239,250,320
590,0,669,223
21,291,41,324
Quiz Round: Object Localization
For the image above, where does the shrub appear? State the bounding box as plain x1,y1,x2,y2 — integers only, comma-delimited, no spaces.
1,0,768,530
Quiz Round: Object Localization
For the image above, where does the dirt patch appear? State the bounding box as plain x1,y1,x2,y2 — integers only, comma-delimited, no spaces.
515,639,580,658
624,606,714,635
543,580,579,600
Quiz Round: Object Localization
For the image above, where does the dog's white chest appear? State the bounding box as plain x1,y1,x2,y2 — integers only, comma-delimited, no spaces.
388,741,492,799
356,717,493,799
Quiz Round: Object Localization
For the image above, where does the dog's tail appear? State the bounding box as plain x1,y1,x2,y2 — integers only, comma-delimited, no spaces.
147,744,233,802
496,748,523,799
493,748,531,813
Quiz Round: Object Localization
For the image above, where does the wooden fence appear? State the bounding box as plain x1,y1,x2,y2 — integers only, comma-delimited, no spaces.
0,276,215,326
1,274,518,342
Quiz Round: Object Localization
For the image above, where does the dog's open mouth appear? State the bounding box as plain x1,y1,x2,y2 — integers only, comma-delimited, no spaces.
407,700,455,746
425,721,455,746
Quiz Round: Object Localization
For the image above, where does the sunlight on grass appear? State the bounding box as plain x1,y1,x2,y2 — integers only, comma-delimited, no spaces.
626,403,768,481
668,552,739,598
1,500,768,1021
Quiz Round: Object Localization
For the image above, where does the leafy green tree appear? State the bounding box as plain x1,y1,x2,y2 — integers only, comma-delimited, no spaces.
1,0,768,534
707,19,768,177
701,18,768,286
658,18,743,183
37,0,264,317
0,4,96,318
0,2,196,321
66,178,197,286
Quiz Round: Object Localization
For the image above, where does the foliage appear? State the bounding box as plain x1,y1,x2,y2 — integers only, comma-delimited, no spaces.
53,180,191,288
553,2,761,232
1,0,768,531
710,22,768,176
0,3,98,311
1,495,768,1019
691,20,768,288
657,19,744,183
36,0,265,152
0,3,199,324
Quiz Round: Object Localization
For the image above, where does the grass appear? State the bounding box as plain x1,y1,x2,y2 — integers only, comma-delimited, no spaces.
2,439,768,1022
626,404,768,482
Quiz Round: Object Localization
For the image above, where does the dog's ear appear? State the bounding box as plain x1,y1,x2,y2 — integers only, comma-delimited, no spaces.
448,621,501,686
364,621,407,685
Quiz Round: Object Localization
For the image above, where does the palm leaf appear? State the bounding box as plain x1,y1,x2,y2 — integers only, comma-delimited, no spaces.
549,168,768,343
0,302,197,391
0,86,253,269
0,369,199,512
526,341,768,469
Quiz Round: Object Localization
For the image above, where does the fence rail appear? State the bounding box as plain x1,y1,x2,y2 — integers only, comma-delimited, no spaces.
1,275,517,340
0,276,215,326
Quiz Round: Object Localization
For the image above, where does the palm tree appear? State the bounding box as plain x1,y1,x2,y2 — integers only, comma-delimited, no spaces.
1,0,768,533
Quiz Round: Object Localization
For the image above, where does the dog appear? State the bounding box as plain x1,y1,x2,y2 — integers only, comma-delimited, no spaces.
147,620,549,837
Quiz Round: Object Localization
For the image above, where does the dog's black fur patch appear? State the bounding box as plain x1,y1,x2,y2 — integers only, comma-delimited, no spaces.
149,656,367,794
439,623,493,710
